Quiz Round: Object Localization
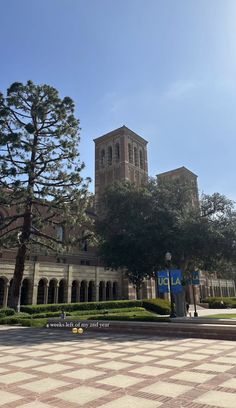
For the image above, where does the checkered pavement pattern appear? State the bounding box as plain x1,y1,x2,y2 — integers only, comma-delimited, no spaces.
0,326,236,408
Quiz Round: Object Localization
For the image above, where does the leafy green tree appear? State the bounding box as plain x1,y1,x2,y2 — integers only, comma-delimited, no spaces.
0,81,91,309
96,178,236,297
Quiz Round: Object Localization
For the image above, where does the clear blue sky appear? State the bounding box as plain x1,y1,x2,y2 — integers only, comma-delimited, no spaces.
1,0,236,200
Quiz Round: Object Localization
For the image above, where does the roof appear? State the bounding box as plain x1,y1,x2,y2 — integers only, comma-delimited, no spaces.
157,166,198,178
93,125,148,145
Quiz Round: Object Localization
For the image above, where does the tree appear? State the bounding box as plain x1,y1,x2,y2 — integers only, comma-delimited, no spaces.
0,81,91,309
96,178,236,297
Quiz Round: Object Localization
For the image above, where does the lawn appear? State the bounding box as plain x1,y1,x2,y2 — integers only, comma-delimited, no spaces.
204,314,236,319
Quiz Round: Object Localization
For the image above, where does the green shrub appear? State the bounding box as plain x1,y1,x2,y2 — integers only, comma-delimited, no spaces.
21,300,143,314
142,298,170,315
202,297,236,309
0,308,15,317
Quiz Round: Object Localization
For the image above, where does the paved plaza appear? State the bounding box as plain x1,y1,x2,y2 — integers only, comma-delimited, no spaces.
0,326,236,408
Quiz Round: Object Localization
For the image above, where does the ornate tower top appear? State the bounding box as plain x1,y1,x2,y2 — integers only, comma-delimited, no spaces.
94,125,148,211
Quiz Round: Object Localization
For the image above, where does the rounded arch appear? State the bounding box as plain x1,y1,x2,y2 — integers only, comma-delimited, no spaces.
48,279,58,304
88,280,95,302
112,281,119,300
80,280,88,302
20,278,31,305
58,279,66,303
99,281,106,301
71,280,79,303
106,281,112,301
37,278,48,304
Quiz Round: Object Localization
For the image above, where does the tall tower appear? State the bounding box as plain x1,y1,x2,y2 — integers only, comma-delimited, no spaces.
94,125,148,210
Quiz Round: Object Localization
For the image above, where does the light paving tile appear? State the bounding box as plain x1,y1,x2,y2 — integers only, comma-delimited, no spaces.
99,395,162,408
0,390,23,405
96,361,134,371
97,352,126,359
46,353,70,361
130,365,170,376
97,374,143,388
146,350,175,357
227,351,236,357
165,346,192,352
0,371,36,384
141,381,192,397
171,371,216,383
97,345,121,350
177,353,207,361
5,348,30,354
10,359,45,368
195,363,234,372
221,378,236,389
19,378,68,392
71,357,101,365
209,345,234,350
214,357,236,365
25,351,52,357
157,358,190,367
72,349,100,355
49,346,74,352
33,363,71,373
57,385,110,404
195,390,236,408
0,355,23,363
63,368,105,380
17,403,53,408
192,348,221,355
124,355,155,363
123,347,148,354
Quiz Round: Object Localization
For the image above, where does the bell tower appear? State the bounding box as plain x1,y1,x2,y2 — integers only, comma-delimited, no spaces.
94,125,148,211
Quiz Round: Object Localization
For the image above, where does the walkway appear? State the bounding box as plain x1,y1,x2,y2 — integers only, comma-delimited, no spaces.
0,326,236,407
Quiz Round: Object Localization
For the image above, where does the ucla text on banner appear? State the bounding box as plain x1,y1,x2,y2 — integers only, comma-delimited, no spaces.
157,270,183,293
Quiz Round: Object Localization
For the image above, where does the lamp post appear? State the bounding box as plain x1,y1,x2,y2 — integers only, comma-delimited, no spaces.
165,252,176,318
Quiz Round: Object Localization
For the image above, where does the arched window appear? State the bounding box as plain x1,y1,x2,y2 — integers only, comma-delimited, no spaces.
100,149,105,168
134,147,138,166
139,150,144,169
128,143,133,163
115,143,120,162
56,225,64,242
108,146,112,165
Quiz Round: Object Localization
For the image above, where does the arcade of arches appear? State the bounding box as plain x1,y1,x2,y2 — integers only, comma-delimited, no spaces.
0,261,156,307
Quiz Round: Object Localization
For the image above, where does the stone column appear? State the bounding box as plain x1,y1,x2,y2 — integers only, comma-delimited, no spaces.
54,285,59,304
3,283,9,308
31,262,40,305
32,285,39,305
95,267,99,301
66,265,73,304
44,284,49,304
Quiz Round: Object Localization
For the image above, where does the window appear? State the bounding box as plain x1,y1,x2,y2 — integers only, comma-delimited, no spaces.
56,225,65,242
100,149,105,168
128,143,133,163
115,143,120,162
108,146,112,165
139,150,144,169
134,147,138,166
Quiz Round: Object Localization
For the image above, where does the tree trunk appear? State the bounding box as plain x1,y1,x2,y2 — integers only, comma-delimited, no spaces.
136,286,142,300
9,244,27,310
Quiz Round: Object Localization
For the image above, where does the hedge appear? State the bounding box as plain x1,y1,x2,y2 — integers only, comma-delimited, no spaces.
142,299,170,315
0,308,15,317
202,297,236,309
20,300,143,314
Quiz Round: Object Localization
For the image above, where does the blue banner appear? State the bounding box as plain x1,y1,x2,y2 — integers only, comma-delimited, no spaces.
157,271,169,293
157,269,183,294
170,269,183,293
191,271,200,285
